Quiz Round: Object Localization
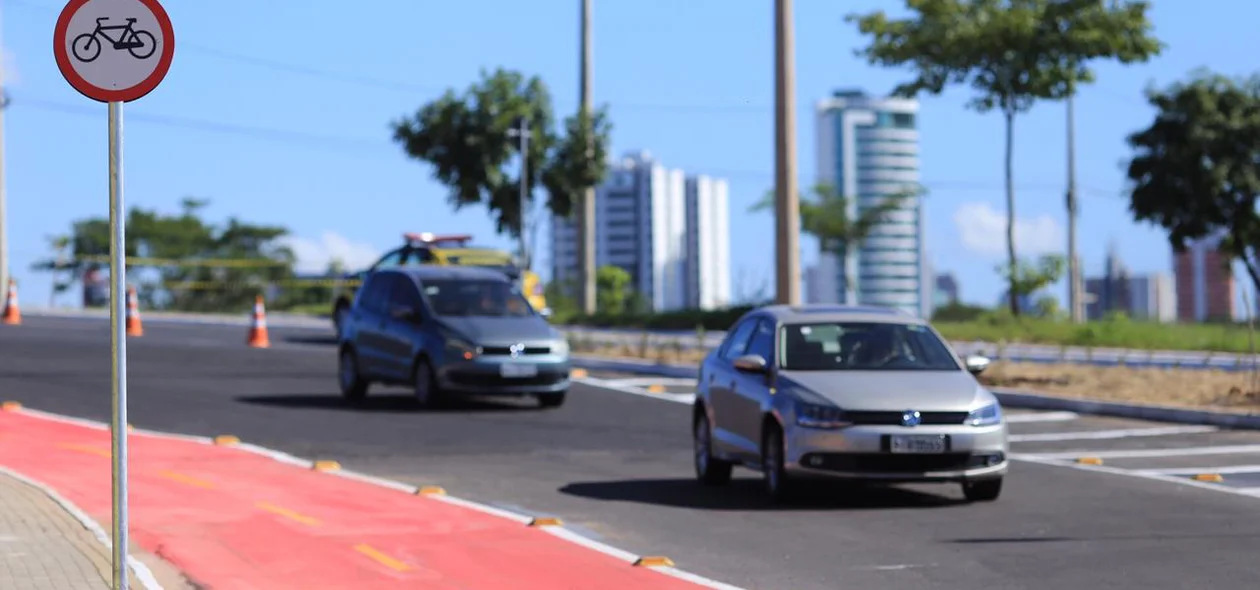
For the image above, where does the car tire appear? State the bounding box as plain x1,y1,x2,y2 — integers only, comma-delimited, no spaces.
762,422,796,503
693,410,733,486
338,348,369,400
411,358,444,408
962,478,1002,502
537,391,567,409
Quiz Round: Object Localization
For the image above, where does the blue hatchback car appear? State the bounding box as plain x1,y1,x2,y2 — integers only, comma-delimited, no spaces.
337,266,572,408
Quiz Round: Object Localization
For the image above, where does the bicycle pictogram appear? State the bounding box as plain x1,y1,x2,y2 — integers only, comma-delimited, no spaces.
71,17,156,63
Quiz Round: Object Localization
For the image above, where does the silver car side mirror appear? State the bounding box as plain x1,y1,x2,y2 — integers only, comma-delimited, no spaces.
964,355,991,376
732,354,768,373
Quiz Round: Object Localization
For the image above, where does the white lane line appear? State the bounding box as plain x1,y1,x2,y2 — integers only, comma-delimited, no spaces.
1008,425,1218,443
1013,444,1260,461
1015,454,1260,501
576,377,696,405
1132,465,1260,476
600,377,698,387
1003,411,1079,424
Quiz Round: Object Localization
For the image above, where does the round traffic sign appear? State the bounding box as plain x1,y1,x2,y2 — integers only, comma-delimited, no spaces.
54,0,175,103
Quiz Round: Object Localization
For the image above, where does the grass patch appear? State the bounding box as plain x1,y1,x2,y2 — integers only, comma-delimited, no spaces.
933,314,1259,353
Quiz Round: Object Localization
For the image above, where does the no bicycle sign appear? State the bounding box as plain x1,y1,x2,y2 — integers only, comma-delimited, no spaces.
54,0,175,103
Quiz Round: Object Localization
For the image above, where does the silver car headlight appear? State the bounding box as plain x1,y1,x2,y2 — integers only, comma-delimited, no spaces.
795,401,849,429
967,402,1003,426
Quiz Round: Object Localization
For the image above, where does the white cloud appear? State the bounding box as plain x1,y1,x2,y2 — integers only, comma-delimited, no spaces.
953,202,1063,258
279,232,380,274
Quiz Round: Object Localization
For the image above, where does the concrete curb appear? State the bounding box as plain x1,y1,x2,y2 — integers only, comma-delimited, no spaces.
569,355,1260,431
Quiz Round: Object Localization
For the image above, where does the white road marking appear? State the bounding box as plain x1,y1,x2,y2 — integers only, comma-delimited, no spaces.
600,377,697,387
1008,425,1219,442
1014,454,1260,500
1132,464,1260,476
1004,411,1079,424
1013,444,1260,461
576,377,696,404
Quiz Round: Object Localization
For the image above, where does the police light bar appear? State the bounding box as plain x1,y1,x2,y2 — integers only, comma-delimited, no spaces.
402,232,474,246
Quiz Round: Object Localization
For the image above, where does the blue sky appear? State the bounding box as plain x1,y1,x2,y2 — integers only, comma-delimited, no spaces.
2,0,1255,310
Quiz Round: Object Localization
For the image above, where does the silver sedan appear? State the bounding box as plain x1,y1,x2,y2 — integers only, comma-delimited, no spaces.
691,304,1008,503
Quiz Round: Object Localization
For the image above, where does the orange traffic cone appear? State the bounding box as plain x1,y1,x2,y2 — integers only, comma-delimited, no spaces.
247,295,270,348
125,286,144,337
1,279,20,325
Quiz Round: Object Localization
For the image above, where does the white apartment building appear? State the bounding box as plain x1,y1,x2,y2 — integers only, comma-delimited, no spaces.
815,89,930,318
551,151,731,312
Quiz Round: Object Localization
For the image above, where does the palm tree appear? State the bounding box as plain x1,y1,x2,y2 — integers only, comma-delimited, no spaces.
751,183,918,304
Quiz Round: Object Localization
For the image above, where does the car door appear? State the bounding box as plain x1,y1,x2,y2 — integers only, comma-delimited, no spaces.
379,276,425,381
707,318,759,458
729,319,777,444
352,273,395,377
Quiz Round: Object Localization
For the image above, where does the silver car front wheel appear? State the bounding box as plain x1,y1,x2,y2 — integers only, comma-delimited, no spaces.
694,411,732,485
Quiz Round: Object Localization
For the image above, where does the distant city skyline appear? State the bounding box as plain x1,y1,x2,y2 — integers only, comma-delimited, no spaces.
551,151,730,312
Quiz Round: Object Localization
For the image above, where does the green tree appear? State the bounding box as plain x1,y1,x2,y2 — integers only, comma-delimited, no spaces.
1125,71,1260,294
995,253,1067,308
595,265,632,315
33,198,297,313
391,68,612,271
847,0,1161,315
751,182,914,304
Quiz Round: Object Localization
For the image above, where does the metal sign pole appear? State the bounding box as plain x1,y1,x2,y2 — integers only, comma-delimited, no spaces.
107,99,129,590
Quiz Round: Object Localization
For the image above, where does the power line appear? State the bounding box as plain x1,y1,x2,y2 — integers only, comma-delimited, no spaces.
12,93,1120,198
3,0,1144,114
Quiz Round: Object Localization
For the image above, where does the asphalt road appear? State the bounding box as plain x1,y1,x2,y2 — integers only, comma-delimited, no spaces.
6,315,1260,589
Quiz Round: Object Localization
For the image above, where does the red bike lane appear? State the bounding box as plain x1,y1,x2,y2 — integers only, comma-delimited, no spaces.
0,408,709,590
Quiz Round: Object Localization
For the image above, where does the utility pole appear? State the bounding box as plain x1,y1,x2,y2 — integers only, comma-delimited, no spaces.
578,0,597,314
773,0,801,306
1066,88,1083,323
507,116,531,270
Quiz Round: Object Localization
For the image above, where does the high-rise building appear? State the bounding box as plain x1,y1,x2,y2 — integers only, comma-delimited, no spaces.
804,257,839,304
1127,273,1176,322
815,89,927,317
684,175,731,310
1174,233,1235,322
934,273,959,307
1085,241,1132,320
551,151,730,312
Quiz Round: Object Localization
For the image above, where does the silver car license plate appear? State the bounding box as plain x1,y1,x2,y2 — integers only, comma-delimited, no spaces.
500,363,538,378
889,435,947,454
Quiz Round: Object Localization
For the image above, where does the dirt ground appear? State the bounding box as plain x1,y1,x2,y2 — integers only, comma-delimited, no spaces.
577,344,1260,412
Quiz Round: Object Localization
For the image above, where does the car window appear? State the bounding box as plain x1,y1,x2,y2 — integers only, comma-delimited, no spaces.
353,273,380,311
719,319,759,361
420,278,534,317
779,321,961,371
389,276,422,312
364,273,396,313
744,319,776,364
373,250,404,269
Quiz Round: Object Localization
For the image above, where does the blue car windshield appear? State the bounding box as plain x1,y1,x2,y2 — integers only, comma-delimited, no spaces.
421,279,534,317
779,322,961,371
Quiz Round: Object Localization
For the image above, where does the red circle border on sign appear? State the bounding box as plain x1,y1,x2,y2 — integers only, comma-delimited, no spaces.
54,0,176,103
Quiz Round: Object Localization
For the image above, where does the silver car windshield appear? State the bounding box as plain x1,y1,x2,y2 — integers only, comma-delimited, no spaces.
780,322,960,371
421,279,534,318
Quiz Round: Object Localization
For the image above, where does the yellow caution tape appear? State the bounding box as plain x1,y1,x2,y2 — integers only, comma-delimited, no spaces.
75,255,289,268
162,278,362,291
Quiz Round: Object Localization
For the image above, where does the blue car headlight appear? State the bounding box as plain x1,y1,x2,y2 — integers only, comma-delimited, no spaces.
795,401,849,429
445,337,478,360
967,402,1003,426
